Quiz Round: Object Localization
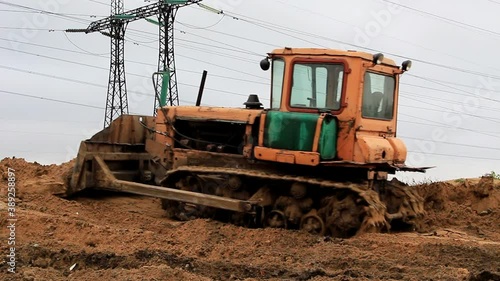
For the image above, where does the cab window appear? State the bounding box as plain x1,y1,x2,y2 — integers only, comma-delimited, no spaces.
271,59,285,109
362,72,395,120
290,63,344,110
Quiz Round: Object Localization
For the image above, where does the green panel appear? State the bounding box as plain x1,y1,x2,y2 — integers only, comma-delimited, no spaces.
144,18,161,26
318,118,337,160
264,111,337,160
264,111,318,152
113,14,135,20
160,70,170,107
166,0,188,4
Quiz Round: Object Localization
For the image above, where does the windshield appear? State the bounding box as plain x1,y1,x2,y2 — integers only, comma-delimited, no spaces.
290,63,344,110
362,72,395,120
271,59,285,109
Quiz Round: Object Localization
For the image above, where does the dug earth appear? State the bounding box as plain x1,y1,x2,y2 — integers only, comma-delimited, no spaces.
0,157,499,281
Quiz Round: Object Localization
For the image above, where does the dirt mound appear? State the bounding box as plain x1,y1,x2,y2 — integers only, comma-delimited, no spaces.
416,176,500,240
0,157,74,197
0,157,73,182
0,158,498,281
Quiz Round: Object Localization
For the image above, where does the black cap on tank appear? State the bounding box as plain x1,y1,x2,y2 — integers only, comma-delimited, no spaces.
244,94,263,109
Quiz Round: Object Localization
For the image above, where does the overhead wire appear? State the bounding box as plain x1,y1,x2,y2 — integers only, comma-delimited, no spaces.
401,91,500,112
397,118,500,135
378,0,500,38
0,47,268,102
63,32,109,56
0,37,268,87
273,0,500,75
0,9,105,18
5,0,500,86
0,27,62,31
408,74,500,104
3,88,498,161
399,112,500,139
6,1,500,91
401,135,500,151
0,89,103,109
2,36,499,130
194,3,500,81
400,95,500,124
406,151,500,161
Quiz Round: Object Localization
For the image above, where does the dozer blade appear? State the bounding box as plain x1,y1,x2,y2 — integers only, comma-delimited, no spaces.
65,115,257,214
91,156,255,213
66,115,154,196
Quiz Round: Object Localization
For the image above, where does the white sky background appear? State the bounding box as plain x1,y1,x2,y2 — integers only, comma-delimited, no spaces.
0,0,499,182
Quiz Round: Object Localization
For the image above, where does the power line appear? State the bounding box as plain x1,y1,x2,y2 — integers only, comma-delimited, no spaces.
0,129,84,137
273,0,500,75
400,95,500,124
401,91,500,112
399,113,500,139
408,74,500,104
0,27,62,31
3,90,499,161
176,23,277,48
3,56,499,137
0,1,91,26
4,89,500,158
402,81,497,101
0,47,268,102
0,5,495,103
87,0,109,7
6,2,500,92
0,37,267,85
3,28,499,114
398,118,500,135
175,29,262,57
378,0,500,38
6,0,500,85
0,38,500,120
0,9,105,18
406,75,500,93
3,56,497,135
402,135,500,151
0,89,103,109
63,32,109,55
119,28,500,106
195,3,500,81
407,150,500,161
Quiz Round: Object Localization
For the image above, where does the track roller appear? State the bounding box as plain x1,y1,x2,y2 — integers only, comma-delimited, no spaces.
300,209,325,235
265,210,288,229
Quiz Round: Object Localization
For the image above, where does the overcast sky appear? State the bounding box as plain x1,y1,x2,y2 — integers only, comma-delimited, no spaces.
1,0,499,182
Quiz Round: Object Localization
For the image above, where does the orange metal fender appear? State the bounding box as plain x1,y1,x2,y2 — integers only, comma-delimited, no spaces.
354,134,407,164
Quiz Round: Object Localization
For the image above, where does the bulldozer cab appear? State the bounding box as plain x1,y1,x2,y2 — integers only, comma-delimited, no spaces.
266,48,402,116
255,48,408,168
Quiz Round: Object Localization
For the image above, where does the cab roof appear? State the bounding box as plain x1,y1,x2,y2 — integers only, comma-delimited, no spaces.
270,48,398,66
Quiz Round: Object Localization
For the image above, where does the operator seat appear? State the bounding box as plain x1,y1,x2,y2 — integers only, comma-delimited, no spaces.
363,91,384,117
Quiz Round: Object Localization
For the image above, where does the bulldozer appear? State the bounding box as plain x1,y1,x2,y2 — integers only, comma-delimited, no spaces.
67,48,426,237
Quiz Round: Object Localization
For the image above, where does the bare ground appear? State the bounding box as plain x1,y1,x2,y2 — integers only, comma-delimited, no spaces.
0,157,499,281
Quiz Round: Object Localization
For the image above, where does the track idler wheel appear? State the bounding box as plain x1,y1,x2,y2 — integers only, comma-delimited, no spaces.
322,194,364,237
300,209,325,236
264,210,288,229
381,179,426,231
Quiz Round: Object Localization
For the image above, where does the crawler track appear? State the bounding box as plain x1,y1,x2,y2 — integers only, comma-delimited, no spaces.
160,166,425,237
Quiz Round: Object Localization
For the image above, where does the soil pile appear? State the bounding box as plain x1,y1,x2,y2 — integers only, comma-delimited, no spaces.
0,158,498,281
417,176,500,240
